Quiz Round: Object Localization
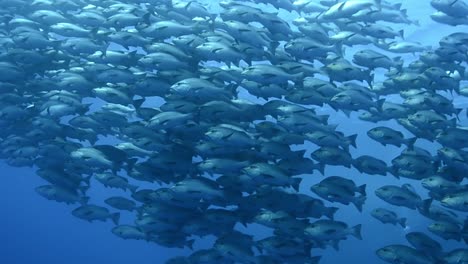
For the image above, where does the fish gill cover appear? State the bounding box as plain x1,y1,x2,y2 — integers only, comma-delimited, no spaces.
0,0,467,263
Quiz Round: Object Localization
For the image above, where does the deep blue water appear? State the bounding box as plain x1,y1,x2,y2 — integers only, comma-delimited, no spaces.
1,1,468,264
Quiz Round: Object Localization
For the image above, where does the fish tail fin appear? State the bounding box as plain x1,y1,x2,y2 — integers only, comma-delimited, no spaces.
316,162,325,175
353,195,366,212
209,14,217,31
269,41,280,55
331,240,340,251
351,224,363,240
80,196,90,205
342,109,352,118
311,256,322,264
455,108,463,121
89,28,100,39
348,134,358,148
142,13,152,26
186,239,195,250
294,72,305,83
291,178,302,192
375,98,385,112
366,71,374,87
135,207,144,217
358,184,367,196
111,212,120,225
225,83,238,95
83,175,92,186
399,217,407,228
128,184,138,194
389,166,400,179
393,56,404,71
449,117,457,127
418,198,433,213
399,29,404,39
406,137,417,149
463,220,468,244
375,0,382,10
133,98,145,109
335,42,344,57
126,158,138,172
326,207,339,220
79,184,90,194
295,149,308,158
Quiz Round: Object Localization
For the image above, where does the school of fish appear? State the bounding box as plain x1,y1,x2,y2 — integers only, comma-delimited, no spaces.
0,0,467,263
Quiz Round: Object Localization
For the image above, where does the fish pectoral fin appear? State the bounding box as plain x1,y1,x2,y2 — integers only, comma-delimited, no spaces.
221,132,234,140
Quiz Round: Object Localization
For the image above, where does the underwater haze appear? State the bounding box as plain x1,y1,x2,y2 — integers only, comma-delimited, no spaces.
1,0,468,264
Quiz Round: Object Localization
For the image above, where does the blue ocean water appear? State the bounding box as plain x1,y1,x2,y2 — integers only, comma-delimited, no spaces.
1,1,468,264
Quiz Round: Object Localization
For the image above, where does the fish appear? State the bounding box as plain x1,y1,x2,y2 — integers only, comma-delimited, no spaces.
324,59,374,86
320,0,378,20
371,208,407,227
353,49,403,70
112,225,147,241
443,248,468,264
353,155,389,176
311,147,354,168
242,163,302,191
421,175,462,198
305,219,362,246
104,196,137,212
375,184,427,209
95,172,138,193
35,185,89,205
428,220,468,242
311,176,366,211
72,204,120,225
405,232,443,258
256,236,319,263
376,244,435,264
367,126,416,147
441,191,468,212
431,0,468,18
